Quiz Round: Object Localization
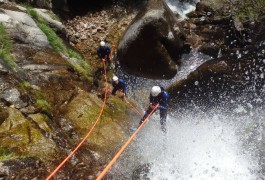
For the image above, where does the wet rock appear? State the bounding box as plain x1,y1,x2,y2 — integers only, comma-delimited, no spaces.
20,105,37,114
195,1,214,16
132,163,152,180
198,43,220,58
168,14,265,110
0,88,20,104
117,0,187,79
0,157,47,179
0,60,8,75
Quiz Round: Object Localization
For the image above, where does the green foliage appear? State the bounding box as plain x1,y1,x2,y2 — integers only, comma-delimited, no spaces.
34,91,51,115
36,99,51,114
20,81,31,89
68,49,83,60
27,9,91,77
0,23,16,70
0,24,12,52
0,147,17,161
37,23,67,53
234,0,265,21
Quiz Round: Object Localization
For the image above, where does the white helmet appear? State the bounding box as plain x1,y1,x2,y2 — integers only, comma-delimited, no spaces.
112,76,118,81
151,86,161,97
100,41,105,46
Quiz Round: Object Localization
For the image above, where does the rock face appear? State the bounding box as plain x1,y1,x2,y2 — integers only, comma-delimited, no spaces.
13,0,52,9
0,8,49,47
117,0,187,79
0,2,135,178
34,8,66,35
168,12,265,111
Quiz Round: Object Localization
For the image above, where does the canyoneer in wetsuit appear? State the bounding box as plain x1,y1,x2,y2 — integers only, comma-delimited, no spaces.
139,86,169,133
112,75,126,99
97,41,111,68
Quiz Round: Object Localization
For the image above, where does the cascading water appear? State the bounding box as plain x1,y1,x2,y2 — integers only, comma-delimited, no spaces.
109,107,263,179
165,0,199,19
110,52,264,179
107,0,264,179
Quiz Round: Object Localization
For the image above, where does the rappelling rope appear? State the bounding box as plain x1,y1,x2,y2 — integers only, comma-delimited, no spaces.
46,60,108,180
96,103,159,180
124,96,143,116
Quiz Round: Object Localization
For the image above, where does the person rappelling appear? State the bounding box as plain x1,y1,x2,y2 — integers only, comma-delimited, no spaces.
111,75,126,99
97,41,112,68
139,86,169,133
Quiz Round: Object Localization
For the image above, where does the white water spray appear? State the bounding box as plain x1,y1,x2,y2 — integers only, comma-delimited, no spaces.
110,108,262,179
165,0,199,19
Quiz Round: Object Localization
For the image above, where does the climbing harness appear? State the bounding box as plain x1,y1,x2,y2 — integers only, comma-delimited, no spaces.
96,104,159,180
46,61,108,180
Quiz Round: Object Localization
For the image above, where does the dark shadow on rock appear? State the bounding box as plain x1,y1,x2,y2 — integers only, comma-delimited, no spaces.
117,0,188,79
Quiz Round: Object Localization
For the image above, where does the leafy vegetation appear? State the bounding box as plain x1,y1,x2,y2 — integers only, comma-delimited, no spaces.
235,0,265,21
27,8,91,78
0,147,18,161
34,90,51,115
0,23,16,71
20,81,31,89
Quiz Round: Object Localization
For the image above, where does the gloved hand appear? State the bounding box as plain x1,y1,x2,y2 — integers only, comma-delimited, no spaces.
149,103,157,109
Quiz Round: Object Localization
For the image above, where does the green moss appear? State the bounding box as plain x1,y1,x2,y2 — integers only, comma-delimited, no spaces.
34,90,51,115
35,99,51,114
0,108,58,162
20,81,31,88
0,147,19,161
37,22,67,53
105,97,127,117
234,0,265,21
0,23,16,71
27,8,92,78
0,24,12,51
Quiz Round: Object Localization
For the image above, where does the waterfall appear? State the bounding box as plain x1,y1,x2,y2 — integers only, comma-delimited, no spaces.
165,0,199,19
106,1,264,179
109,104,263,179
112,44,264,178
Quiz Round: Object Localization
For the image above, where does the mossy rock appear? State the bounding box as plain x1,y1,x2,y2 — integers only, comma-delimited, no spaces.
28,113,55,136
62,89,131,152
0,108,58,162
0,107,9,125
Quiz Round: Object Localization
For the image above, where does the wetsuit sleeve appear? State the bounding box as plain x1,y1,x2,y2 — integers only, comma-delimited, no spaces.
149,94,156,105
120,80,126,93
158,92,169,110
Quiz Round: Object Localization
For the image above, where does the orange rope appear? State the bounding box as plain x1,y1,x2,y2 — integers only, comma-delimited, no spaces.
46,60,108,180
96,104,159,180
124,97,143,116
